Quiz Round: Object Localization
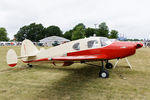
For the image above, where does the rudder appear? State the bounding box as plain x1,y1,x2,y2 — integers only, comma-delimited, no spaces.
21,39,39,57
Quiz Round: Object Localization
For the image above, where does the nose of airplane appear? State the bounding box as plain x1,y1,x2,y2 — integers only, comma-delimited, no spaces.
135,42,143,49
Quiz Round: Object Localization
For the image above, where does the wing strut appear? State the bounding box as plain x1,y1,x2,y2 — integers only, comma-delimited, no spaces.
113,58,132,69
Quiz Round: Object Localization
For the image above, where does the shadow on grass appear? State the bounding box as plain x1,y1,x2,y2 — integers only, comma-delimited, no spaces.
35,64,107,100
0,63,145,100
0,67,27,74
0,64,102,99
114,65,132,69
35,64,146,100
0,64,40,74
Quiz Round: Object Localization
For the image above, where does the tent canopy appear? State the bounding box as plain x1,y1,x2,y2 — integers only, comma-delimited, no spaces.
39,36,70,42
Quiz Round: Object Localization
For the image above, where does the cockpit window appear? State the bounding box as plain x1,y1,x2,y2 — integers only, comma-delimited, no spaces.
87,40,98,48
73,43,80,50
100,37,112,47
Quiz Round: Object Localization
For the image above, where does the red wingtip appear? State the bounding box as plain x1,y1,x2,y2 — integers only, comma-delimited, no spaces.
8,63,17,67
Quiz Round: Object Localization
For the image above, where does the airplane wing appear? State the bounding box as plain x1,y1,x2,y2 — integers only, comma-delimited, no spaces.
21,55,107,63
52,54,107,61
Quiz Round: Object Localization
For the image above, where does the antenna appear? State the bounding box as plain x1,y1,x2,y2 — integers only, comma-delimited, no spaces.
94,24,97,29
93,34,96,37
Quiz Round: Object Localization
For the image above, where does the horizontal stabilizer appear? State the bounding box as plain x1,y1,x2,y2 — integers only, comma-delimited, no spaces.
6,49,18,67
18,55,36,59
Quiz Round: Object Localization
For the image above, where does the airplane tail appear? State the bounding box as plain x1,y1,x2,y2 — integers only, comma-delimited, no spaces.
6,39,39,67
21,39,39,57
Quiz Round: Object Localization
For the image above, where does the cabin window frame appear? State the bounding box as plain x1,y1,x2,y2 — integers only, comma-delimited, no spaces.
100,38,112,47
87,40,98,48
72,43,80,50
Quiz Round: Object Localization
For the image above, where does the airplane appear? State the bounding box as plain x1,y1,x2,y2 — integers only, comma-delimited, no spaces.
6,37,143,78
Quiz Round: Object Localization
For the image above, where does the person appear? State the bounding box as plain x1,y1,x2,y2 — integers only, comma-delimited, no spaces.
143,39,146,47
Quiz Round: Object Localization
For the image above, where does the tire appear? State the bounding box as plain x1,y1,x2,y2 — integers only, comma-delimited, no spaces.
105,63,113,69
28,64,33,68
99,70,109,78
29,65,33,68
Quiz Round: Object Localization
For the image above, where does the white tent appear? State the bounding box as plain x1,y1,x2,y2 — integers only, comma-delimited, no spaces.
39,36,70,46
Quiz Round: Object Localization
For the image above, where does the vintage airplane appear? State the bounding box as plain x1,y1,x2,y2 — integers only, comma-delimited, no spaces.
6,37,143,78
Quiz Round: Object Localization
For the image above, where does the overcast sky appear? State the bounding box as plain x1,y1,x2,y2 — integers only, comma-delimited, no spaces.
0,0,150,39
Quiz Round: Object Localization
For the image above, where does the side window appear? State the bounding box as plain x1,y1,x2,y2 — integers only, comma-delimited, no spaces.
100,39,107,47
73,43,80,50
100,38,112,47
87,40,98,48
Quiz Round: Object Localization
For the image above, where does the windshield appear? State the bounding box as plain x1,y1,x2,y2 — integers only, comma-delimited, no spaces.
87,40,98,48
100,37,112,47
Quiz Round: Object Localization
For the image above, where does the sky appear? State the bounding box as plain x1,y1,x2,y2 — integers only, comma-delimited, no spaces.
0,0,150,39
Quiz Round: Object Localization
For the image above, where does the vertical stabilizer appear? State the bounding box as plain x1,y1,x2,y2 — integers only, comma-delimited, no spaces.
21,39,39,57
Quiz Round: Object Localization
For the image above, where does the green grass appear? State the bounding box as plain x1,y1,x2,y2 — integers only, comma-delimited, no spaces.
0,46,150,100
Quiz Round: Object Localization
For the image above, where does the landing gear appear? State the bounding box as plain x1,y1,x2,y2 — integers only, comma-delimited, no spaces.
99,61,109,78
27,64,33,68
99,70,109,78
105,63,113,69
82,60,110,78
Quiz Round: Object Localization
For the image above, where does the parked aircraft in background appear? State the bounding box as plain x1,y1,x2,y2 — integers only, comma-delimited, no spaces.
6,37,143,78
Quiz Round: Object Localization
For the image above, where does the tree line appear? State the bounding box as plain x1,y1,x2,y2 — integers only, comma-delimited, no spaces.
64,23,118,40
0,28,9,41
0,22,119,42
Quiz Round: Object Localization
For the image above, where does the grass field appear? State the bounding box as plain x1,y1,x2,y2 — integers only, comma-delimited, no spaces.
0,46,150,100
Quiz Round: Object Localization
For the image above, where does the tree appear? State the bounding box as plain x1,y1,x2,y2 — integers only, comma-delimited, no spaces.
14,23,45,41
45,25,63,37
85,27,96,37
73,23,85,31
72,30,84,40
109,30,118,39
97,22,109,37
64,30,72,40
0,27,9,41
71,23,86,40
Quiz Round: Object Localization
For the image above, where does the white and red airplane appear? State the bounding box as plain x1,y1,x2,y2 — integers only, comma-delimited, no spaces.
6,37,143,78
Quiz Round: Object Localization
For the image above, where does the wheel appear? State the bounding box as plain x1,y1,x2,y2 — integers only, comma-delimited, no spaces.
99,70,109,78
27,64,33,68
105,63,113,69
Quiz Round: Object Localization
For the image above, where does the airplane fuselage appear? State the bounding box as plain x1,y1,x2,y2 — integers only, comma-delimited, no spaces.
67,41,137,60
21,37,143,64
